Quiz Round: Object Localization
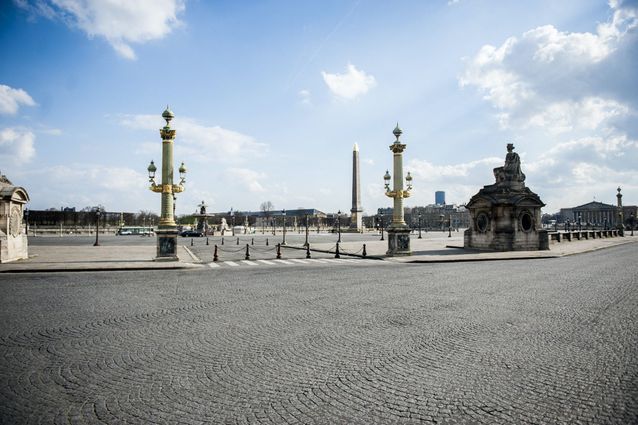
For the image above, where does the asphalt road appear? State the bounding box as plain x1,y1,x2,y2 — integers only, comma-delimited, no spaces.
0,244,636,424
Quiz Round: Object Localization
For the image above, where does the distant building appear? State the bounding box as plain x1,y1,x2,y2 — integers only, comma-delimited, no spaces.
562,201,637,228
213,208,328,230
376,205,470,229
435,191,445,205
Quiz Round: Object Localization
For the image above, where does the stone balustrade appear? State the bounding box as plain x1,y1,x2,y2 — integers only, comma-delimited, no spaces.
548,229,622,243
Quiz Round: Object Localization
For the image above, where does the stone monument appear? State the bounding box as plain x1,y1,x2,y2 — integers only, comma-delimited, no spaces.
464,143,548,251
350,143,363,231
192,200,214,233
0,173,30,263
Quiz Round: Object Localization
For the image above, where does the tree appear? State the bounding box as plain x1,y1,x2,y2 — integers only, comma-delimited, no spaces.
260,201,274,234
260,201,274,217
136,210,160,226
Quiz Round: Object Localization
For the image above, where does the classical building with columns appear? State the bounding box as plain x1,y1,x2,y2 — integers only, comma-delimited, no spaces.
560,201,637,228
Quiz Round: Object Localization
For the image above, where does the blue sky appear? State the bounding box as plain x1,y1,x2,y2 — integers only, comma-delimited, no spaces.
1,0,636,215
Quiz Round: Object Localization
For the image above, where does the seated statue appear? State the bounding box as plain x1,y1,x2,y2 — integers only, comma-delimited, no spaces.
493,143,525,184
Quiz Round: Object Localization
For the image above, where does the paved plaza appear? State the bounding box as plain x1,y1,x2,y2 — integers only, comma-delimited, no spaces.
0,242,637,423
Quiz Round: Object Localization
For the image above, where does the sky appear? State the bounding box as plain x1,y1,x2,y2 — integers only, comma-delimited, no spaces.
1,0,637,216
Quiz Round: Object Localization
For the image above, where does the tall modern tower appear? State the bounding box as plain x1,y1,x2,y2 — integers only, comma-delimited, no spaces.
435,191,446,205
350,143,363,231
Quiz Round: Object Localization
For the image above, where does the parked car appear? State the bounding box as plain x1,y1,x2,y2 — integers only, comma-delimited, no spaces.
180,230,204,237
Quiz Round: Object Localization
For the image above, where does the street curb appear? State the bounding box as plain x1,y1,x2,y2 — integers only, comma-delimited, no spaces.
401,238,636,264
183,245,202,263
402,255,560,264
0,266,192,274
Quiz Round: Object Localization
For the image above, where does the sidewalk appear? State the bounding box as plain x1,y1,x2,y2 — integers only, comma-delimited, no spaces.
0,234,635,272
308,233,637,263
0,245,201,273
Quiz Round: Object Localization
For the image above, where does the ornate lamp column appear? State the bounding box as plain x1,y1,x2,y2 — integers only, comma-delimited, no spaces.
384,124,412,256
616,186,625,236
147,106,186,261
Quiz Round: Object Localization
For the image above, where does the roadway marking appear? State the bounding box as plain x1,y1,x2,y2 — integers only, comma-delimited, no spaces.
289,259,310,264
204,257,387,269
274,259,294,265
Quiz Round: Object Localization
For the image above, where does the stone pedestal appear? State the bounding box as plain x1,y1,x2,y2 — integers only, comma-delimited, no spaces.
155,228,179,261
386,227,411,256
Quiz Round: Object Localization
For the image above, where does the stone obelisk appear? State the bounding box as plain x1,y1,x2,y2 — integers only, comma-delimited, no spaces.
350,143,363,231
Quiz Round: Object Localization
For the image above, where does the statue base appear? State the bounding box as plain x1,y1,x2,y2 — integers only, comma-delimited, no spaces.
155,228,179,261
386,227,411,256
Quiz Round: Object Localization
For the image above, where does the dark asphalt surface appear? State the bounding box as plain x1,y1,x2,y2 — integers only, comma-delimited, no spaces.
0,244,636,423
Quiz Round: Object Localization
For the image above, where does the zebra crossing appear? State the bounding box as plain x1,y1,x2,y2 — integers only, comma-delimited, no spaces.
206,257,387,269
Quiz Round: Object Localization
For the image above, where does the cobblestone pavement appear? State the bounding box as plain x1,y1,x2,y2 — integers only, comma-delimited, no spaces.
0,244,636,424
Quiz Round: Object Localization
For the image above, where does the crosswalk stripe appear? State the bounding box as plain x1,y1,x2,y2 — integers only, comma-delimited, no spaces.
274,259,294,265
205,257,385,269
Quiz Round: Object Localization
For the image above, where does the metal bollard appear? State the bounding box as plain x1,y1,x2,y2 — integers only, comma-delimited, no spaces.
245,244,250,260
276,243,281,259
213,245,218,262
251,238,254,245
221,237,224,245
306,244,311,259
206,237,209,245
266,238,269,246
335,242,340,258
362,243,367,258
237,237,239,245
190,238,193,246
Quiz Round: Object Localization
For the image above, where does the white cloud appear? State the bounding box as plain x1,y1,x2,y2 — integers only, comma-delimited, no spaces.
120,114,267,162
298,89,311,105
322,63,377,100
17,0,186,60
458,0,638,210
523,97,630,134
459,1,637,132
21,164,149,211
0,84,36,115
0,127,36,164
39,127,63,136
227,167,266,193
408,157,503,182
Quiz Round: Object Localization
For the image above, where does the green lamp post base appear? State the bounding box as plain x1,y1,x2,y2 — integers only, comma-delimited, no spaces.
155,229,179,261
386,227,412,256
